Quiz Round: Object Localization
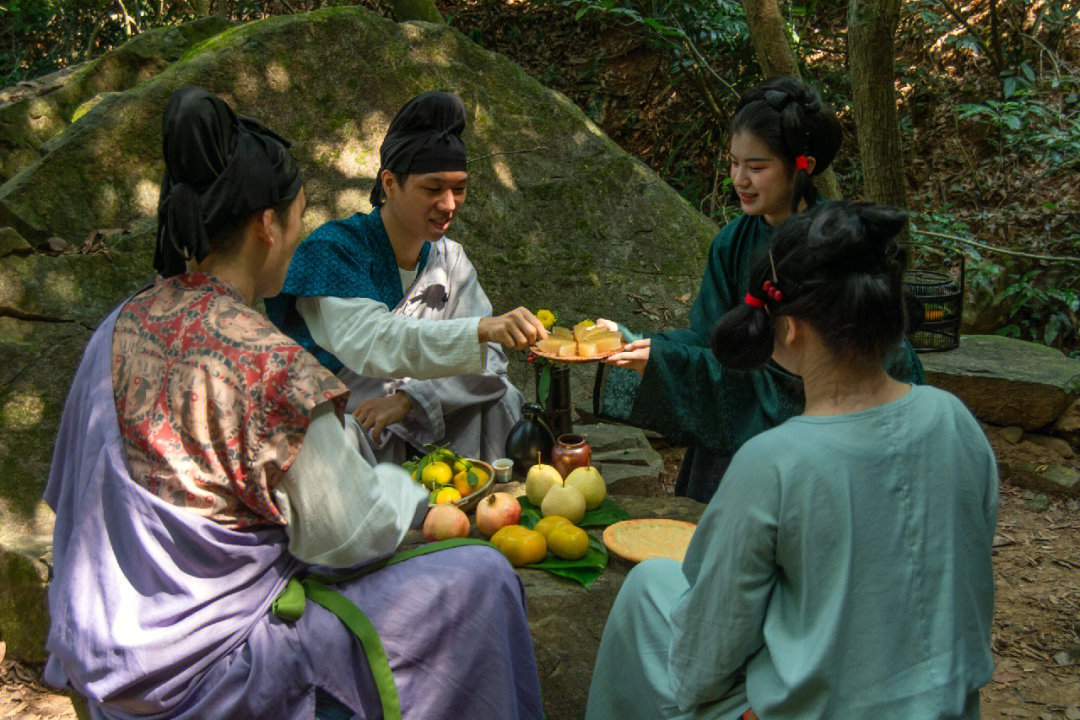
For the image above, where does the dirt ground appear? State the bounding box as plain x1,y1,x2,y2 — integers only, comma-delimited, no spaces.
3,424,1077,719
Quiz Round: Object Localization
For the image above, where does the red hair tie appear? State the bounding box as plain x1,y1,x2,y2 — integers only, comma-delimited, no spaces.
744,292,765,308
795,155,809,172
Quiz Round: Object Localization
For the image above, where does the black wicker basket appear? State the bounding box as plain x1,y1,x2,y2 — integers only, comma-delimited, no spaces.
903,257,964,352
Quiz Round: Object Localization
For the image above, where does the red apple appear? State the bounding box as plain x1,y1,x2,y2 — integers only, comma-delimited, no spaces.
423,504,470,542
475,492,523,538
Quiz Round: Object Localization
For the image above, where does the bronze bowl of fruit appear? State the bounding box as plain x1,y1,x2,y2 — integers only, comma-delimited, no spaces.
405,447,496,514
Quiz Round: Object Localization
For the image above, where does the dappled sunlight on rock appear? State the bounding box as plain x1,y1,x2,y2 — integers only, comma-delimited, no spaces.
134,178,160,216
491,158,516,190
1,392,45,431
42,270,79,305
302,205,332,236
310,135,378,179
265,63,291,93
93,184,122,222
334,187,368,216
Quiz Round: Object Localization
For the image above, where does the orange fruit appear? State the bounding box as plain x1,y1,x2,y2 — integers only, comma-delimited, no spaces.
433,487,462,504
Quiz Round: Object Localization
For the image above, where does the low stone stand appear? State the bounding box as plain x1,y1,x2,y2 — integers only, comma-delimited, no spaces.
518,495,704,720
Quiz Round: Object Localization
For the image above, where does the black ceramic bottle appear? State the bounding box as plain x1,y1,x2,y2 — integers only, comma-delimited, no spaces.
504,402,555,478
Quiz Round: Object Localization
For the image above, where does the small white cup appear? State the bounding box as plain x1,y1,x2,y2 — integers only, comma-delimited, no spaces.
493,458,514,483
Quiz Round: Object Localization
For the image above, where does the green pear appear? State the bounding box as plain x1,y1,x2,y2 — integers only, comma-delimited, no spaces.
525,463,563,506
541,485,586,525
564,465,606,510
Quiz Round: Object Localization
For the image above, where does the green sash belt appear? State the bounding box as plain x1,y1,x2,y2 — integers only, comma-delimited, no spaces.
271,538,495,720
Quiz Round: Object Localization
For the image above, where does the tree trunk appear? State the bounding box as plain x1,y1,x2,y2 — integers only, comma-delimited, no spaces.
847,0,907,209
740,0,842,200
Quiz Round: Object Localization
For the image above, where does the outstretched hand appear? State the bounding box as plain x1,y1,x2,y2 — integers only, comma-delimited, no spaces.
478,307,548,350
353,391,412,440
603,338,651,375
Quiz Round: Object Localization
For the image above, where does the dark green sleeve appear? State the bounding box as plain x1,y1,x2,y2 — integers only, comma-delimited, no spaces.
628,217,803,451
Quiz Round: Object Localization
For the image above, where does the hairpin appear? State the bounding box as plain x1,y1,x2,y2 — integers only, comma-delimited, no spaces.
744,292,765,308
795,155,809,172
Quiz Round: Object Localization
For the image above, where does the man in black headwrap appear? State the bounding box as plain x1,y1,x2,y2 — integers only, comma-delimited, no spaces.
267,91,546,467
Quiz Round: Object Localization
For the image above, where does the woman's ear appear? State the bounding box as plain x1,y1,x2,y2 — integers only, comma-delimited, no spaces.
254,208,279,247
805,155,817,175
774,315,798,349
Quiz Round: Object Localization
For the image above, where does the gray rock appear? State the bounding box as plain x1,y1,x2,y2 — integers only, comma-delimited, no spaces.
1004,463,1080,498
576,423,664,495
1054,398,1080,432
0,17,234,184
0,227,31,257
1025,433,1075,459
520,495,704,720
920,335,1080,430
998,425,1025,444
0,534,51,663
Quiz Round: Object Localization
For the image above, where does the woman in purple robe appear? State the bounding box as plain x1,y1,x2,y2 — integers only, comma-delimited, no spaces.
43,86,544,720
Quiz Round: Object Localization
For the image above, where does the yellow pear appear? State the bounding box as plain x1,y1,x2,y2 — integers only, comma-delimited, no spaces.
525,463,564,505
541,485,586,525
564,466,606,510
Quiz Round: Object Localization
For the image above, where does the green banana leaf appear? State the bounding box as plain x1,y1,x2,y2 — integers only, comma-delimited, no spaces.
522,534,607,588
516,496,630,528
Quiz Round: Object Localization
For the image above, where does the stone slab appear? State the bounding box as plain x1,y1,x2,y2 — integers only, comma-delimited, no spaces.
573,422,664,495
1003,462,1080,498
920,335,1080,430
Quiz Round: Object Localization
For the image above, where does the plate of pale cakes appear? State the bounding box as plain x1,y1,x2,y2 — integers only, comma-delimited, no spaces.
531,321,625,363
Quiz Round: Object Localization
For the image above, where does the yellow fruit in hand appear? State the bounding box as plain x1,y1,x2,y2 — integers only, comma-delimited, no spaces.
547,524,589,560
534,515,572,538
433,487,462,504
497,527,548,567
422,461,454,488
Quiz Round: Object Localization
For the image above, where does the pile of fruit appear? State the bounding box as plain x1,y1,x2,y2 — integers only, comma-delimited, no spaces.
534,319,623,358
402,445,490,505
422,459,609,569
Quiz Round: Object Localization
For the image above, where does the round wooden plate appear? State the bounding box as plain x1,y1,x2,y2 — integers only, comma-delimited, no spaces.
602,519,697,563
529,344,625,364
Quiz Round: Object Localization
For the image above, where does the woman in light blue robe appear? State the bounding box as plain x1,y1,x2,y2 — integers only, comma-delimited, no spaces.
586,202,996,720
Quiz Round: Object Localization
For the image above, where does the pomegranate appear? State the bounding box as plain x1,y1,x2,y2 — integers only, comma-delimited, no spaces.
475,492,522,538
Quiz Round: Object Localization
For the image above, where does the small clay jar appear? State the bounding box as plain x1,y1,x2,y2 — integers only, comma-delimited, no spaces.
550,433,591,479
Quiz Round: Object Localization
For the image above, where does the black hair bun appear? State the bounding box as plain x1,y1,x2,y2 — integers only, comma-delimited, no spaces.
806,202,907,270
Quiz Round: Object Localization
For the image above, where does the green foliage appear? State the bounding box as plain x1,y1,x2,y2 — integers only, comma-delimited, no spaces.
910,211,1080,354
956,92,1080,177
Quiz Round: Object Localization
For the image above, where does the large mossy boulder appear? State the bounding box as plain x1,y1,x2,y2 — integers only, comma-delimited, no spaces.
0,17,234,184
0,6,717,660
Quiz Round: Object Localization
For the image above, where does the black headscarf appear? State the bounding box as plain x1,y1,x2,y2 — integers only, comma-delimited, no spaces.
154,86,303,277
370,91,467,206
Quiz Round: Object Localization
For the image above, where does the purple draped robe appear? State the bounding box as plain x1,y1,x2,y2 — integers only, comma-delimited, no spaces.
44,307,544,719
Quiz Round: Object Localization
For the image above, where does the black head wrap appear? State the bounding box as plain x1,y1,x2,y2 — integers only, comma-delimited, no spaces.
154,86,303,277
370,91,467,206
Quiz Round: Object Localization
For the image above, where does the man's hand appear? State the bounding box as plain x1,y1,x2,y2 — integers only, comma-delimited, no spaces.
353,391,412,439
603,338,651,375
478,307,548,350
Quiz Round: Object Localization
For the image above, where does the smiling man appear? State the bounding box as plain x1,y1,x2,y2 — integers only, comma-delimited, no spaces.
267,91,544,465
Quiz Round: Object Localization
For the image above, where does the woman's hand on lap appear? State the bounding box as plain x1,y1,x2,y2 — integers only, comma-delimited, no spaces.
604,338,650,375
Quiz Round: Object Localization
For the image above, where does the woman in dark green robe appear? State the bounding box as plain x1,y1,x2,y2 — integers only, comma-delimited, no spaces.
600,77,924,502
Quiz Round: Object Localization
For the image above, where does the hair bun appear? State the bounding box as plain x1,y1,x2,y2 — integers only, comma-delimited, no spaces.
806,202,907,270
